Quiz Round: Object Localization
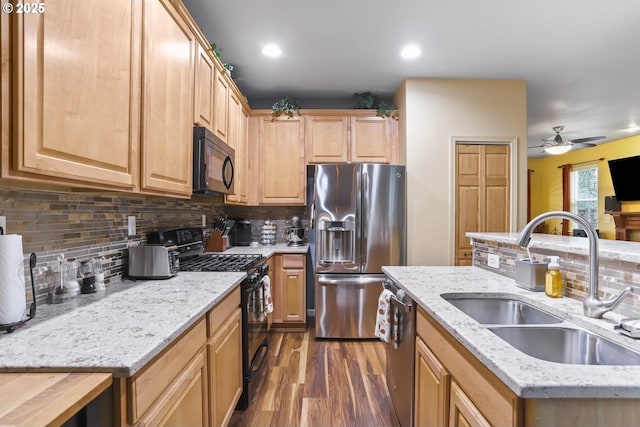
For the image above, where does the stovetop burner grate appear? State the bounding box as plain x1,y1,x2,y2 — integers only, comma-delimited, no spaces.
179,253,263,272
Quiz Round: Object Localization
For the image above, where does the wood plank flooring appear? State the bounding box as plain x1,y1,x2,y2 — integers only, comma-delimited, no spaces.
230,330,400,427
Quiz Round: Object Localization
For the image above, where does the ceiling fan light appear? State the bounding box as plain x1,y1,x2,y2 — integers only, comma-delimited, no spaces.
544,144,572,155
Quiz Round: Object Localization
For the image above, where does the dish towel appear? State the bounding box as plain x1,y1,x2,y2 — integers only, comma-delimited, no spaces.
374,289,393,342
263,276,273,315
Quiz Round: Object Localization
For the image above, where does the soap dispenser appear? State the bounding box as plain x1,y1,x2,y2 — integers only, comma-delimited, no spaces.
545,256,563,298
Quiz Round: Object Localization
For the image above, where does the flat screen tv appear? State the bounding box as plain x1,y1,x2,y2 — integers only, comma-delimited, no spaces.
608,155,640,201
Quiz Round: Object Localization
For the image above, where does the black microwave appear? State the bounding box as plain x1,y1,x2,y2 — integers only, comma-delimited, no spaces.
193,126,235,195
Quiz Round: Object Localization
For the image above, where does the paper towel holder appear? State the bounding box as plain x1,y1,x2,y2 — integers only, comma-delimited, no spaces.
0,250,37,334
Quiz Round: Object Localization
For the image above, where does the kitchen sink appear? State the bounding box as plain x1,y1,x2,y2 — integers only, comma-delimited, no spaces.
441,294,562,325
489,326,640,365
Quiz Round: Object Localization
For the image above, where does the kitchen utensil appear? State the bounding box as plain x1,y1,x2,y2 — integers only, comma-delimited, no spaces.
0,249,37,334
80,260,96,294
285,226,305,246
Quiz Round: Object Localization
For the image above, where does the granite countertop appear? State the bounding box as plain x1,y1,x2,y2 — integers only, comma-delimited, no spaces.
212,243,309,257
467,232,640,264
0,272,245,377
383,265,640,399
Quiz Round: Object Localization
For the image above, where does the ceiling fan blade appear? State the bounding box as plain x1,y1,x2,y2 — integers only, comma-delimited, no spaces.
572,142,597,147
570,136,605,144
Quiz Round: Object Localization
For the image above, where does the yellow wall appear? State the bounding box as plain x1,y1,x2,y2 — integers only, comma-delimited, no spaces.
528,134,640,240
397,78,527,265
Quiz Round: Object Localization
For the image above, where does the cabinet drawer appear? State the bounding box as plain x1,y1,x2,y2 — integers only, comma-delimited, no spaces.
207,286,241,336
129,318,206,424
281,254,304,269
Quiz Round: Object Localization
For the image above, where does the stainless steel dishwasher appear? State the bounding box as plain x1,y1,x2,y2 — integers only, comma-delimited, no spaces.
383,278,415,427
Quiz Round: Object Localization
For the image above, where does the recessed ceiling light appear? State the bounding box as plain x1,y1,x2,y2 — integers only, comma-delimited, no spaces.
262,43,282,58
400,44,421,60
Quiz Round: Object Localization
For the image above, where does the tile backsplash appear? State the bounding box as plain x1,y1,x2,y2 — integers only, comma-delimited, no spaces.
0,188,225,302
472,238,640,318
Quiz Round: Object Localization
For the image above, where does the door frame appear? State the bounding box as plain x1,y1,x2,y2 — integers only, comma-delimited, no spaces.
449,136,519,264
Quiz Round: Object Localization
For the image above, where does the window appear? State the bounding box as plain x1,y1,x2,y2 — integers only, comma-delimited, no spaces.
570,165,598,229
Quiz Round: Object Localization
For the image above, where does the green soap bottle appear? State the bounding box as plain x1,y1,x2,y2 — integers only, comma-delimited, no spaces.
545,256,563,298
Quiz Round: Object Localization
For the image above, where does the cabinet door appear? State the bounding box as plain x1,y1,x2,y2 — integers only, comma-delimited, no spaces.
225,91,247,204
136,350,209,427
415,337,450,427
12,0,140,188
141,0,195,196
274,254,306,323
208,308,242,427
259,117,305,205
194,43,215,130
213,68,229,143
305,115,349,163
350,116,392,163
449,381,491,427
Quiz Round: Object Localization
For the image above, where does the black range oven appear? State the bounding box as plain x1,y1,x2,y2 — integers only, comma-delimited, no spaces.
147,228,270,410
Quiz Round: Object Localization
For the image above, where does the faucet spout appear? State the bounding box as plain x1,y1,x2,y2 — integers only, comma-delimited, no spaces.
516,210,631,318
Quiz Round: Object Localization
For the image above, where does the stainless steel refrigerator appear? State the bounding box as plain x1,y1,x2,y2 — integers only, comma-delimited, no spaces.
313,163,406,338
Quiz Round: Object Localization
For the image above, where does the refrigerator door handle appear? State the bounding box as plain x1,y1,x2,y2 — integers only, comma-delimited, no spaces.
361,171,369,267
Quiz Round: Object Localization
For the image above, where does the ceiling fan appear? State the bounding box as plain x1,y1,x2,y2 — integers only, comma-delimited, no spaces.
535,126,606,155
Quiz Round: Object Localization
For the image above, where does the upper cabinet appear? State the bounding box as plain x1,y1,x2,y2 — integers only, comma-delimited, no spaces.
305,110,398,164
194,42,215,131
213,67,230,143
225,91,249,204
258,115,306,205
140,0,195,197
4,0,141,189
305,115,349,163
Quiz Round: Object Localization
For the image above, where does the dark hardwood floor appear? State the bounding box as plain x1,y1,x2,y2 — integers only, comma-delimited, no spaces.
229,329,400,427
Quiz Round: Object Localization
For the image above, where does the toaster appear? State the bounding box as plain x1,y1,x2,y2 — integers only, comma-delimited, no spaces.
128,245,179,279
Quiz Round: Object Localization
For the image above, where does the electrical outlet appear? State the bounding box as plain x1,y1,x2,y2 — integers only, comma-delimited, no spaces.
604,215,612,224
127,216,137,236
488,253,500,269
202,214,207,227
0,216,6,234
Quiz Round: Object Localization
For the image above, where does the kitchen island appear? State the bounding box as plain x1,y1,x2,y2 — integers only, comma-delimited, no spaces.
383,265,640,426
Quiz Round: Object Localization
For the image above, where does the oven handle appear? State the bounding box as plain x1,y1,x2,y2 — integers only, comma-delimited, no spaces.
249,340,269,380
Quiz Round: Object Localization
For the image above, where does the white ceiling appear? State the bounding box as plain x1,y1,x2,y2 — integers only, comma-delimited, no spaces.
182,0,640,158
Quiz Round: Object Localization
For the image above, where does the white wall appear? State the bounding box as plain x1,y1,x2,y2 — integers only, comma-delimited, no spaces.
396,78,527,266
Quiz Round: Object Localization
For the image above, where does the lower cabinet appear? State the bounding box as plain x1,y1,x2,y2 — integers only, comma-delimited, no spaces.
272,254,306,327
415,306,520,427
127,319,208,427
118,287,242,427
207,287,243,427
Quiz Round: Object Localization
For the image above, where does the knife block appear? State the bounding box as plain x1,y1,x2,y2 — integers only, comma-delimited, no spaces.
206,231,227,252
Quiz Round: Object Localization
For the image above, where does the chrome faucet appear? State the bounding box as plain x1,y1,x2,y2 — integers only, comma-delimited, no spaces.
516,210,633,318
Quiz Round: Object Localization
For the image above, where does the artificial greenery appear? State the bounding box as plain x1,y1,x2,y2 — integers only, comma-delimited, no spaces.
210,43,223,60
353,92,399,119
271,98,300,118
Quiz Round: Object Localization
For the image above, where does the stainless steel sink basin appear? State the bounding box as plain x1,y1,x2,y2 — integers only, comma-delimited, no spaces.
441,294,562,325
489,326,640,365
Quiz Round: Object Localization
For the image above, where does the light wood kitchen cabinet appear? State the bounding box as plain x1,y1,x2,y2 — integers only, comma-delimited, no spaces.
207,287,242,427
305,115,349,163
140,0,195,197
225,91,249,204
258,116,306,205
4,0,140,189
213,67,230,143
127,319,208,426
449,381,491,427
350,115,394,163
415,336,450,427
194,41,215,130
304,111,398,164
273,254,306,325
416,306,520,427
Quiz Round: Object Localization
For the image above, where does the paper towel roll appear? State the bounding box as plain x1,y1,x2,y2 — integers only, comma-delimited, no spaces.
0,234,26,325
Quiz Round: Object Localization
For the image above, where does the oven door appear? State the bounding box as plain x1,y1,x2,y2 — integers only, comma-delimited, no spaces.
245,279,269,379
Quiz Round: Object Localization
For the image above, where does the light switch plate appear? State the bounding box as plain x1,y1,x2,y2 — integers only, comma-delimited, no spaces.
127,216,136,236
488,253,500,269
0,216,6,234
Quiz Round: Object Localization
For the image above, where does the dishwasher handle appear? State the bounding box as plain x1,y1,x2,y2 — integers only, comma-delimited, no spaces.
389,294,412,349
